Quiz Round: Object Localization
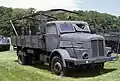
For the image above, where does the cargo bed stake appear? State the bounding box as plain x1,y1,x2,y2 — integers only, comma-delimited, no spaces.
10,20,18,36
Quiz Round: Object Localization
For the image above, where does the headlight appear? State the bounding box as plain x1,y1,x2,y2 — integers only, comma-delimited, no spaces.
107,51,112,57
60,41,72,47
82,52,88,59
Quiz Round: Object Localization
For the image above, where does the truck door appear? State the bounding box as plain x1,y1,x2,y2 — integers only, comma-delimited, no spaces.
45,23,58,51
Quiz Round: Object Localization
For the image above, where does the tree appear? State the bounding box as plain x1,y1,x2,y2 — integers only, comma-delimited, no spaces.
0,6,120,36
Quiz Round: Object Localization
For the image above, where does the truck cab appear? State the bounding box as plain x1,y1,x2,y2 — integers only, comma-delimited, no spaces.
45,21,118,73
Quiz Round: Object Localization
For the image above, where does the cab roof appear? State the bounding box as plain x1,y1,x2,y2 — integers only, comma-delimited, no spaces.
47,21,88,24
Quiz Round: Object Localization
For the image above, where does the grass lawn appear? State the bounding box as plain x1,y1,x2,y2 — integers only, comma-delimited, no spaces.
0,51,120,81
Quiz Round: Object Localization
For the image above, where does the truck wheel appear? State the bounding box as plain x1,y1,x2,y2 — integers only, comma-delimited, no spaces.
97,62,104,69
95,62,104,72
51,56,68,76
27,55,33,65
18,50,28,65
18,50,33,65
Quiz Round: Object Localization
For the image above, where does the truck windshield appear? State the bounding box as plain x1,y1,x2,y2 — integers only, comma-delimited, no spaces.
58,23,75,33
74,23,90,33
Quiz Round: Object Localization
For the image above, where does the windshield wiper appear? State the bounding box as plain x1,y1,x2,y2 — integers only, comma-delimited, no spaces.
76,31,90,33
61,32,75,34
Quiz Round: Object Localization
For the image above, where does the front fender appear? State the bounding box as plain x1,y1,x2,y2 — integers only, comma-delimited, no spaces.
105,47,112,53
50,49,71,67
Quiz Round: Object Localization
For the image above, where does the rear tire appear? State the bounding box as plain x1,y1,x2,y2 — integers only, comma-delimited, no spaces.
18,50,33,65
18,50,27,65
50,56,68,76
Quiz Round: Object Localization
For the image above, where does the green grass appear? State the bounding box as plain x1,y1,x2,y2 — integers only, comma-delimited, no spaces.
0,51,120,81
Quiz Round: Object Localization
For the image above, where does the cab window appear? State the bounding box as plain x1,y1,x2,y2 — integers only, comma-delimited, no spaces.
46,23,57,34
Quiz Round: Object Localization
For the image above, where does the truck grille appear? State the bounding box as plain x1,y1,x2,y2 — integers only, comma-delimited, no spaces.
91,40,104,57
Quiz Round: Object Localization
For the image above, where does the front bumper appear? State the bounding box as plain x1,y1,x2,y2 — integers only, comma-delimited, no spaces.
65,56,118,65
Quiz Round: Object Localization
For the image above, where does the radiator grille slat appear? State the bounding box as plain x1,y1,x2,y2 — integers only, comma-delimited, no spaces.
98,40,104,56
91,40,98,57
91,40,104,57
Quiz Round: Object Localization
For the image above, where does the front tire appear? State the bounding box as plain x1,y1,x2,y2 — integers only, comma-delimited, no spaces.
96,62,104,70
51,56,68,76
93,62,104,72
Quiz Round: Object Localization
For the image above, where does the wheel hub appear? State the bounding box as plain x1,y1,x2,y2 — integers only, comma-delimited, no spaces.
54,62,62,73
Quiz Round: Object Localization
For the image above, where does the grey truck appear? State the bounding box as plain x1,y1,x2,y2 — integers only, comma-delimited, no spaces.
10,9,118,76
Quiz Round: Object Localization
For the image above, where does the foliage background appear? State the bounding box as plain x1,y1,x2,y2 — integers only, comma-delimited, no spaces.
0,6,120,36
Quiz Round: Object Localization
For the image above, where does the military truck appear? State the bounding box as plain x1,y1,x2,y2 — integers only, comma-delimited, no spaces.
10,9,118,76
0,36,10,51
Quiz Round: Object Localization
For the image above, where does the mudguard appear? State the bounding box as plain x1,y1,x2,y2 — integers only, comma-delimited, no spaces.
105,47,112,54
50,49,71,67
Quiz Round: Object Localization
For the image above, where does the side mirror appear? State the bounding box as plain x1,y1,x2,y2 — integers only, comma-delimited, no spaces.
90,28,96,34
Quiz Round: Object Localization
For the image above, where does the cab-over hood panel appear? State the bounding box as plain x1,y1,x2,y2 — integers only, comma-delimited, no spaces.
60,33,104,42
